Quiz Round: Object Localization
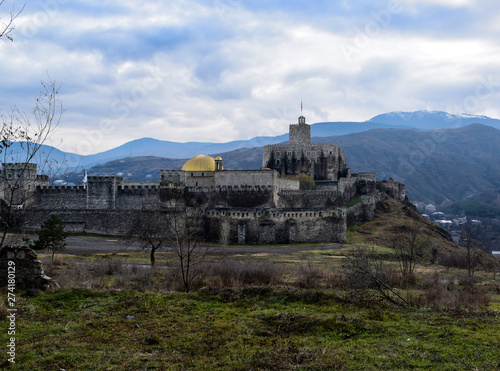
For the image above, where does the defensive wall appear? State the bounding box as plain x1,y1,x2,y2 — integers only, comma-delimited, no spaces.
346,191,387,226
378,178,406,201
23,206,347,244
34,181,162,210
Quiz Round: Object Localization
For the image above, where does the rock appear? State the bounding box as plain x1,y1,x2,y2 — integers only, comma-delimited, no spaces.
0,245,58,291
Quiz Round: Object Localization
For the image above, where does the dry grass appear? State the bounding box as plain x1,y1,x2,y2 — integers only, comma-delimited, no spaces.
202,259,283,288
415,272,491,311
38,253,499,312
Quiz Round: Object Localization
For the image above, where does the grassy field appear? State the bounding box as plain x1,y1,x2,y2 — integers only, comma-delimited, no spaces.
1,286,499,370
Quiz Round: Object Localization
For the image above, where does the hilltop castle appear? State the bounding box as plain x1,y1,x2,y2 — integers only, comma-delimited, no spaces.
2,115,405,244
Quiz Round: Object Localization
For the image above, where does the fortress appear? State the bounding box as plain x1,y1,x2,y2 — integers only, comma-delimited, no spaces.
2,115,405,244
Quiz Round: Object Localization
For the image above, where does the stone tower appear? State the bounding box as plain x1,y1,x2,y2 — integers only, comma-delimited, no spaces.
289,116,311,146
1,163,49,205
262,114,348,181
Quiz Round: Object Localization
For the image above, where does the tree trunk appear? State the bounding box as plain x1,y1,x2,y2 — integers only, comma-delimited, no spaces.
150,248,156,267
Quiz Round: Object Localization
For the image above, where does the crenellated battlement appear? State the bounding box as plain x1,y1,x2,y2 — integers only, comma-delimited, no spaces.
183,185,274,193
264,143,340,152
279,189,340,197
353,172,376,180
2,163,38,170
205,206,344,220
264,144,289,150
37,185,87,192
119,184,161,192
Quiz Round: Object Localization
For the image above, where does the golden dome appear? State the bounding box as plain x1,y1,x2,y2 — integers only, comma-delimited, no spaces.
215,156,222,161
182,154,216,172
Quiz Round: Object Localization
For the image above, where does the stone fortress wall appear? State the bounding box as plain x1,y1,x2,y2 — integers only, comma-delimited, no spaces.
3,115,406,244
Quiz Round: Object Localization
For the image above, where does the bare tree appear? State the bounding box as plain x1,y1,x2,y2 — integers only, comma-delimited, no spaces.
125,211,167,267
164,200,213,293
344,248,409,306
0,0,24,41
0,79,63,248
387,219,429,277
460,220,483,279
126,190,215,291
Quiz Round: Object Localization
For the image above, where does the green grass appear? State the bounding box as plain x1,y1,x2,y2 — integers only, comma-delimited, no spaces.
346,195,363,208
1,288,499,370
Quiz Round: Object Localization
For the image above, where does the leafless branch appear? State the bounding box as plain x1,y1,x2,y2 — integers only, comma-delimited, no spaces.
0,1,25,42
0,79,63,248
344,248,409,306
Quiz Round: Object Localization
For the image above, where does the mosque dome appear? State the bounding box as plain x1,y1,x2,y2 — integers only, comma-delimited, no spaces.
181,154,216,172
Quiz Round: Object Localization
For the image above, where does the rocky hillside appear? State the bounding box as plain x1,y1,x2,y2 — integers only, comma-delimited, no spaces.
348,196,498,270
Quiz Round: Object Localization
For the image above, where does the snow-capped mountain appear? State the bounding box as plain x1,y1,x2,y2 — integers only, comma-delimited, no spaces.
368,110,500,130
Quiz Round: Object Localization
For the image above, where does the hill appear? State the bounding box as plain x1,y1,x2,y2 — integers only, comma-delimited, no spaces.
329,124,500,208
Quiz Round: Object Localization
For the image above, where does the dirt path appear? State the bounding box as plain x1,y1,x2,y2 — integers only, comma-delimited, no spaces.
63,235,343,256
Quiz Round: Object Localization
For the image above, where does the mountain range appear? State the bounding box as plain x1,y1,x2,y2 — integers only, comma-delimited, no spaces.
10,110,500,170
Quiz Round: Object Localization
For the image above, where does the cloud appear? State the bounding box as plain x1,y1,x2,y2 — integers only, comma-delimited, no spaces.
1,0,500,155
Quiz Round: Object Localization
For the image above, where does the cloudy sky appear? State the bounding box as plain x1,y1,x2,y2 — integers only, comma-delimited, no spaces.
1,0,500,155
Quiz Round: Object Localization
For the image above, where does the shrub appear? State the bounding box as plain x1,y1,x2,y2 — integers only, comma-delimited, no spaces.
417,272,490,311
294,264,323,289
201,260,283,289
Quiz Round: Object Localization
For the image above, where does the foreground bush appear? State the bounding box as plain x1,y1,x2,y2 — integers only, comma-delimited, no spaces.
43,257,498,312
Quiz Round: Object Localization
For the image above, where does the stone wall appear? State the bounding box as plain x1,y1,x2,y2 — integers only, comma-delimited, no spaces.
34,185,87,209
86,176,123,209
278,190,344,208
353,172,377,195
161,170,187,188
215,169,275,187
346,192,386,226
35,183,162,210
22,206,347,244
210,207,346,244
116,185,161,209
377,178,406,201
0,246,58,290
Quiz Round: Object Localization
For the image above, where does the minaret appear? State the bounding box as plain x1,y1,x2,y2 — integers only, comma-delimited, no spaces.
214,157,223,171
81,169,88,189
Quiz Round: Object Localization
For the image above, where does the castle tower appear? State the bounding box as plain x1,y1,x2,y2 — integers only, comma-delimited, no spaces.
289,115,311,147
1,163,48,206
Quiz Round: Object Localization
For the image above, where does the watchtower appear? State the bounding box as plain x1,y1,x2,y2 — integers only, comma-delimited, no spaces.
289,115,311,147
